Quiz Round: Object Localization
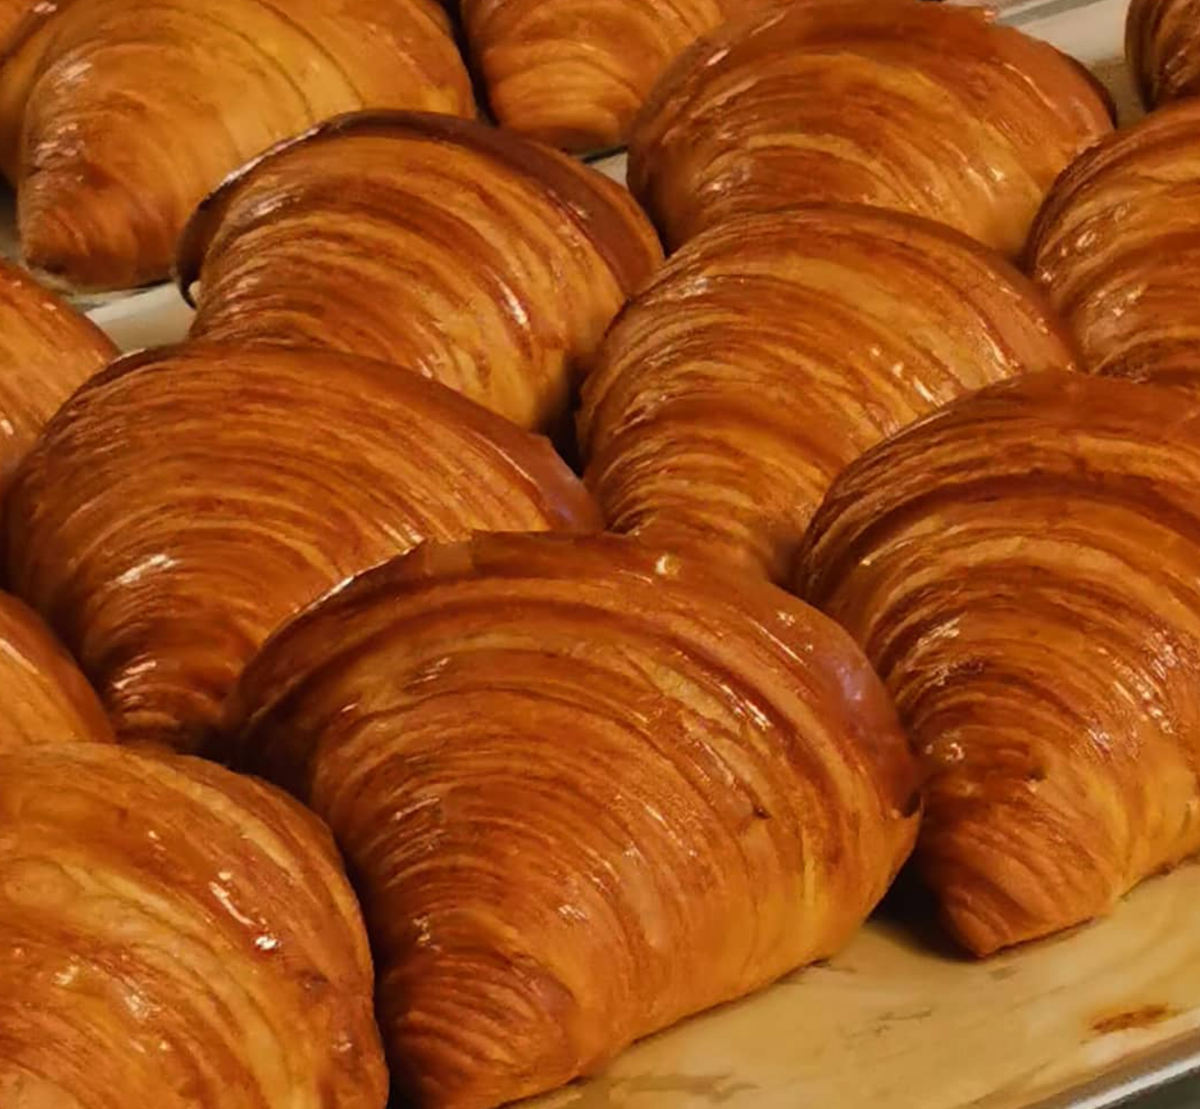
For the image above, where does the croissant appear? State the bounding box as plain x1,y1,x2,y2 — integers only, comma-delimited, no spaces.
0,742,387,1108
223,532,920,1109
179,111,663,434
0,592,112,749
0,255,115,500
1127,0,1200,108
5,343,599,753
628,0,1113,255
0,0,474,291
580,206,1079,584
459,0,780,153
797,372,1200,956
1027,100,1200,390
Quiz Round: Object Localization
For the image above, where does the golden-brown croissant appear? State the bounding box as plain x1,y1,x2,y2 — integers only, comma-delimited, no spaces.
628,0,1113,255
179,111,663,434
0,742,387,1108
460,0,781,153
580,206,1079,584
223,532,920,1109
0,255,115,500
0,591,112,749
797,372,1200,957
6,343,599,753
1028,100,1200,391
0,0,474,291
1128,0,1200,108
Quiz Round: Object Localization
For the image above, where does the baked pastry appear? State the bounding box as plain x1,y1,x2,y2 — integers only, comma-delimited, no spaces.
0,256,115,501
0,591,112,749
580,206,1079,584
797,372,1200,956
0,742,387,1108
179,111,663,433
628,0,1113,254
460,0,780,153
0,0,474,291
224,532,920,1109
1028,100,1200,390
1128,0,1200,108
6,343,599,753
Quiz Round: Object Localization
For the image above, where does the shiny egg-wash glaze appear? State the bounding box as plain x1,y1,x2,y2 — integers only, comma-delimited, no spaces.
0,592,112,748
1028,100,1200,392
179,111,663,434
0,256,115,502
797,373,1200,957
0,743,387,1108
224,532,921,1109
5,344,599,753
1127,0,1200,108
0,0,474,291
460,0,781,153
628,0,1113,256
580,206,1079,585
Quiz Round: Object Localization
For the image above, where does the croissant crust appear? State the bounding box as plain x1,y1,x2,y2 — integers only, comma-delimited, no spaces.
628,0,1113,254
225,532,920,1109
0,742,387,1108
797,372,1200,956
5,343,599,752
580,205,1079,583
179,110,663,432
1127,0,1200,108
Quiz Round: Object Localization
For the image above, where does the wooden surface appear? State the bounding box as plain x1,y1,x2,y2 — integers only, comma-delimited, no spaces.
524,863,1200,1109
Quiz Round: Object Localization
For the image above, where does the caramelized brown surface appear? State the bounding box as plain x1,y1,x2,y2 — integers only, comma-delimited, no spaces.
580,206,1078,584
1028,100,1200,390
797,372,1200,956
628,0,1113,254
180,111,662,433
0,742,386,1107
1128,0,1200,107
0,257,115,505
225,532,919,1109
0,0,474,291
0,591,112,749
5,343,599,753
461,0,780,153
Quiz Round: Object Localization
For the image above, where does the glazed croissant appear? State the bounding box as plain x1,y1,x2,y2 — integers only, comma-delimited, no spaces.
224,532,920,1109
6,344,598,753
797,372,1200,956
628,0,1113,255
580,206,1079,584
180,111,662,433
1028,100,1200,391
1128,0,1200,108
0,742,387,1108
0,255,115,499
0,592,112,749
460,0,780,153
0,0,474,291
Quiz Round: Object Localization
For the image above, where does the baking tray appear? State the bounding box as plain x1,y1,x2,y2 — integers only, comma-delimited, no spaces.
21,1,1200,1105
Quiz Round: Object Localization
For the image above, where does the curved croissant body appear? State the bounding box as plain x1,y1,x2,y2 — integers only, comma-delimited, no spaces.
628,0,1113,254
180,111,662,434
461,0,779,153
5,344,598,752
225,533,920,1109
0,257,115,499
0,0,473,291
1128,0,1200,108
0,742,386,1108
1028,101,1200,390
797,373,1200,956
580,206,1078,583
0,592,112,749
